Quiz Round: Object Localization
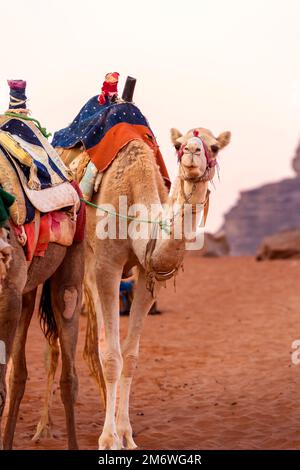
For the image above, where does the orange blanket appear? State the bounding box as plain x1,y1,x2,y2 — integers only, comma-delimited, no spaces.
88,123,170,188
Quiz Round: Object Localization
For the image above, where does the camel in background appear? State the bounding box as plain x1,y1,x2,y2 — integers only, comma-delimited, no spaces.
0,221,84,449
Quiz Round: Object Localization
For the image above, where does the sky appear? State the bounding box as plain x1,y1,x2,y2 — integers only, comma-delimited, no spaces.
1,0,300,231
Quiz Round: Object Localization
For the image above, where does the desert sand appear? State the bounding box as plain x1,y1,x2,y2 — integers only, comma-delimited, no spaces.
5,257,300,450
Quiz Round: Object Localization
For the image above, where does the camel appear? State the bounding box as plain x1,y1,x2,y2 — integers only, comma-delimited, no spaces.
0,76,86,449
0,215,84,450
32,126,230,449
92,128,230,450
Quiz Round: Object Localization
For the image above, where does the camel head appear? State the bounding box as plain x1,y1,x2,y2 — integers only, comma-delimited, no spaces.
171,127,231,180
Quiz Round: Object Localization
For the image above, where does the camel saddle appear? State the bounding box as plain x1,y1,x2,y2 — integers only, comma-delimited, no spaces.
0,115,80,226
52,96,171,200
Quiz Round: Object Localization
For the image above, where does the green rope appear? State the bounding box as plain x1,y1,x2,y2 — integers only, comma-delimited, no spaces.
4,112,52,139
80,198,170,234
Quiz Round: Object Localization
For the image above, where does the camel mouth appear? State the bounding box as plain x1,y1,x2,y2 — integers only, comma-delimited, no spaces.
181,165,204,179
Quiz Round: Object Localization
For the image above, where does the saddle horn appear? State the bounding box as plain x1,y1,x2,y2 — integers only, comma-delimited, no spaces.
122,76,136,102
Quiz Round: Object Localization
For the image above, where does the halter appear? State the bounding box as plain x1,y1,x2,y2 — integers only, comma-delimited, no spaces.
144,132,214,294
176,130,217,182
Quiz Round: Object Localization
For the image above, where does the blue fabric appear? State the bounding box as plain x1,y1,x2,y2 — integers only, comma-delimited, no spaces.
119,280,134,314
120,280,134,294
52,96,152,150
0,118,69,223
2,119,43,146
9,87,27,110
0,119,67,189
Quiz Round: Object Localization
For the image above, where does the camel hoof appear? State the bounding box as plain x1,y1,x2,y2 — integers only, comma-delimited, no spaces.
32,420,53,442
98,431,122,450
117,426,138,449
121,434,138,450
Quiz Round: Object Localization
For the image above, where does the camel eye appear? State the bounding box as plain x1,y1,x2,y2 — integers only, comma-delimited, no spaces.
211,145,219,154
174,143,181,150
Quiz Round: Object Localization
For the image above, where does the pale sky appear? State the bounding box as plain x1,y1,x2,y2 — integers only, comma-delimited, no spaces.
1,0,300,231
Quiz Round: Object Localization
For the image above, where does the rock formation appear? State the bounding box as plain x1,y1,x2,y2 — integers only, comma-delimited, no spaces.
256,228,300,260
223,144,300,255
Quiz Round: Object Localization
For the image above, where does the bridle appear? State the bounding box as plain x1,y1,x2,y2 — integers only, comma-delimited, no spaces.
177,131,216,205
177,130,217,181
144,132,215,295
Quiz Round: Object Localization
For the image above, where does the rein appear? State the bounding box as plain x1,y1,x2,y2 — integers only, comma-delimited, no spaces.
80,198,171,234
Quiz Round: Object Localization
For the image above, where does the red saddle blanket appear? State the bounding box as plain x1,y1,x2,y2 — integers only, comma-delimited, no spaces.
13,181,85,261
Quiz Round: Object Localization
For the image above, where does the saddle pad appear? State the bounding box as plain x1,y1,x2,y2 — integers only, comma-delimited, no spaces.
52,97,170,188
0,116,73,188
12,160,80,214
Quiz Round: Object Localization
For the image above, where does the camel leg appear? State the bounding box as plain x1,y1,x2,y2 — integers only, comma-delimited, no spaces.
50,242,84,450
96,261,123,450
0,290,24,449
32,337,60,442
82,245,106,406
117,268,158,449
3,289,37,449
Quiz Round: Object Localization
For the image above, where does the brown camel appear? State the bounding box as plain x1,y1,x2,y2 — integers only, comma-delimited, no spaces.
92,128,230,450
0,221,84,449
32,126,230,449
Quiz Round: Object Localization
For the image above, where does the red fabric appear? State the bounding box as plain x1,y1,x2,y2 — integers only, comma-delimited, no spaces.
23,221,36,261
12,183,85,261
89,122,171,189
98,72,119,105
35,214,51,257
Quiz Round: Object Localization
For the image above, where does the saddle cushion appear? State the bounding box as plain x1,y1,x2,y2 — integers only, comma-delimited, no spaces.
0,118,80,225
12,182,85,261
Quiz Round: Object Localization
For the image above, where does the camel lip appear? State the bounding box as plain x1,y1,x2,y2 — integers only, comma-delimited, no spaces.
182,166,203,178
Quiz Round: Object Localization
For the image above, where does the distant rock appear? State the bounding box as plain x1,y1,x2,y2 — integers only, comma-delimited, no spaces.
256,228,300,260
223,177,300,255
292,141,300,176
191,230,230,257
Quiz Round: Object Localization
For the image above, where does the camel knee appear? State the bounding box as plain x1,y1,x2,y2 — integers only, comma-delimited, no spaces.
122,352,138,378
62,287,78,320
60,370,78,403
103,351,122,383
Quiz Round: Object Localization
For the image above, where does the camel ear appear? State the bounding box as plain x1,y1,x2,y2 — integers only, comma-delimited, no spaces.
170,128,183,146
217,131,231,149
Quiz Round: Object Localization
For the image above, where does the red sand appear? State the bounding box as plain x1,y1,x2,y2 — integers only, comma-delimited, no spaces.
5,257,300,450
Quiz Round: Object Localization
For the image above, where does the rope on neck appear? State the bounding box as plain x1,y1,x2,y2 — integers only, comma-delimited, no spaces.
80,197,171,234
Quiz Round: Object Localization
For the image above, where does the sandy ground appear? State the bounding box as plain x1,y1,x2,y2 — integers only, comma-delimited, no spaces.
5,256,300,450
